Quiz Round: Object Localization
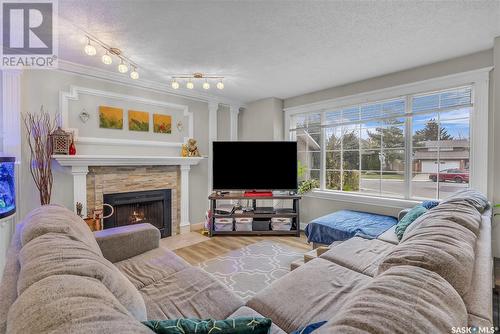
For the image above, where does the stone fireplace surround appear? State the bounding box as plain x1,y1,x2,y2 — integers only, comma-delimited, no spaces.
88,166,178,234
53,155,203,234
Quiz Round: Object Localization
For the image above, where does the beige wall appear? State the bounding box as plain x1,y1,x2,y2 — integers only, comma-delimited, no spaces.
19,70,210,225
239,97,284,141
492,37,500,256
285,49,493,108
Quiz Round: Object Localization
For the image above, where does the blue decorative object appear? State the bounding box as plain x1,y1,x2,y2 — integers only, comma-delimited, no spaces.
305,210,397,245
421,200,439,210
0,157,15,219
291,321,327,334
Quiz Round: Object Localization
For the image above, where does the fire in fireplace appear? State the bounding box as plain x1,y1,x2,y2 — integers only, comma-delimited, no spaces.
103,189,171,237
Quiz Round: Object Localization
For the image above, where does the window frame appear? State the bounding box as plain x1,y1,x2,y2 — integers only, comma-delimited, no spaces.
284,69,491,207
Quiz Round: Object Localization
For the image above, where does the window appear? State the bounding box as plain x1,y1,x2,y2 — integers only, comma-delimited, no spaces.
289,86,473,200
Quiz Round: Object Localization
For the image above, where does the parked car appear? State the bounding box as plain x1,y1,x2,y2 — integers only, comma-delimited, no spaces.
429,169,469,183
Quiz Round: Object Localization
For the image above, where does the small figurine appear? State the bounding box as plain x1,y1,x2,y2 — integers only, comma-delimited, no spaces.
181,144,189,157
187,138,201,157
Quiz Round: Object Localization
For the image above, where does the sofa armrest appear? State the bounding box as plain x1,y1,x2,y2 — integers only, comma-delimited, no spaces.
94,223,160,263
398,208,412,222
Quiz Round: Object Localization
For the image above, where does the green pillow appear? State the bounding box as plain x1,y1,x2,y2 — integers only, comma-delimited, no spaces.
142,317,272,334
395,205,427,240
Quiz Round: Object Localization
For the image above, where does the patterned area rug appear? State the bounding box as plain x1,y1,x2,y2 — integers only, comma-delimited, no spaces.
198,241,304,301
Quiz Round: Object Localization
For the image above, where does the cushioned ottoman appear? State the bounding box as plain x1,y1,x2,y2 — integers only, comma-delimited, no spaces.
305,210,398,245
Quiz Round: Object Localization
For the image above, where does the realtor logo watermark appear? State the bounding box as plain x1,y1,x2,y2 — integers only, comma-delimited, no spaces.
1,0,58,69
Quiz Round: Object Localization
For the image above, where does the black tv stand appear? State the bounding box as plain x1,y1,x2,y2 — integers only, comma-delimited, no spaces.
208,192,301,237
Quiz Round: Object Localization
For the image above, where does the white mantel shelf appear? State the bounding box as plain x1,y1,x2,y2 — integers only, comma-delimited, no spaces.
53,155,204,167
52,155,205,233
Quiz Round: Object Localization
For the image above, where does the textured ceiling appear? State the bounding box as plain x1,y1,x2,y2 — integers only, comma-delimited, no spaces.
58,1,500,103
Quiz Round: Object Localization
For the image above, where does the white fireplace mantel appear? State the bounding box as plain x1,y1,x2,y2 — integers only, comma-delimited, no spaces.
53,155,204,232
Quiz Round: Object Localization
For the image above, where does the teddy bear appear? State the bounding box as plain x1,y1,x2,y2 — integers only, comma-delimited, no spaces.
181,138,201,157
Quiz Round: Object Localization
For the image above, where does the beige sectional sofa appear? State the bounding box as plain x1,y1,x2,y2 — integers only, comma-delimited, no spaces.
0,189,492,333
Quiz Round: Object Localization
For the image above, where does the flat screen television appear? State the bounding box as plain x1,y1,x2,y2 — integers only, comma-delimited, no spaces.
0,157,15,219
212,141,297,191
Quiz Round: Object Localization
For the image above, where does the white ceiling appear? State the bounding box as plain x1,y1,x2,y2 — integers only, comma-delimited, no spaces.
58,1,500,104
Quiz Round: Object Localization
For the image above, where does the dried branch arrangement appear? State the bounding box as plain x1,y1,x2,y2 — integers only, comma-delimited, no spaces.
23,107,57,205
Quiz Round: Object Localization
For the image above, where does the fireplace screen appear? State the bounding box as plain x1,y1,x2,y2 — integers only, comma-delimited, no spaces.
103,189,171,237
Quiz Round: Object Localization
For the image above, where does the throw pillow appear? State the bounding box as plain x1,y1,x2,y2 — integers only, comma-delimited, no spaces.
291,321,327,334
142,317,272,334
395,205,427,240
421,200,439,210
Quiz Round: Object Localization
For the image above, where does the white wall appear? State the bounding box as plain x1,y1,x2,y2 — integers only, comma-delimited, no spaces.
19,70,211,225
239,97,283,141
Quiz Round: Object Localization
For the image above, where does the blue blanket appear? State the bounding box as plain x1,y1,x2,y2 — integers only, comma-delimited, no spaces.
304,210,397,245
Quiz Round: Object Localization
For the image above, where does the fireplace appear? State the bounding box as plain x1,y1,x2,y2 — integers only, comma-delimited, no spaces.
103,189,172,238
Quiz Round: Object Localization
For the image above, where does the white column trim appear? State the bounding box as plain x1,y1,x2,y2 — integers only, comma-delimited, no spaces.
470,76,489,195
2,70,22,161
70,166,89,215
1,70,22,226
207,101,219,195
180,164,191,232
229,105,240,141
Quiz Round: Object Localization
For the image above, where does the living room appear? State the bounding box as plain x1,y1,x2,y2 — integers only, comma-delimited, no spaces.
0,1,499,333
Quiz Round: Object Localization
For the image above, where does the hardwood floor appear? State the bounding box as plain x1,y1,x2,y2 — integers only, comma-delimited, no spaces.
171,232,311,265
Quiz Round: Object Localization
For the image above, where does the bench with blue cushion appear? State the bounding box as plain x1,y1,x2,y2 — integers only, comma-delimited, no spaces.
304,210,398,246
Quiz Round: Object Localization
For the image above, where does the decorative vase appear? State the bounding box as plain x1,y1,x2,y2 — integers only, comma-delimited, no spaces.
69,141,76,155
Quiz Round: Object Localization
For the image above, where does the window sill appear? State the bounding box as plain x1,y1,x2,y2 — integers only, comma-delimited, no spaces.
303,189,420,209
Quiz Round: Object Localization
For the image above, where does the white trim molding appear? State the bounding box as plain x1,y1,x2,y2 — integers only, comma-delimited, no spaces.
58,60,245,107
53,155,204,230
207,101,219,195
229,105,240,141
59,85,193,145
285,67,492,202
2,70,22,161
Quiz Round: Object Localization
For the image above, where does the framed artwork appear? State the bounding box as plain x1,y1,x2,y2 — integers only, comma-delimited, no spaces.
99,106,123,129
153,114,172,134
128,110,149,132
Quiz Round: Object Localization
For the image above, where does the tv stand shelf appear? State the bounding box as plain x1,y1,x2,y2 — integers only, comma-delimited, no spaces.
208,193,301,237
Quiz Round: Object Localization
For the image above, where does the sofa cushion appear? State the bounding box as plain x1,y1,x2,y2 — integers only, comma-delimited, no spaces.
378,217,477,296
319,237,395,276
18,233,147,321
140,267,244,320
20,205,102,255
376,226,398,245
440,189,489,213
463,209,493,324
246,258,371,333
315,266,467,334
404,201,481,238
228,306,286,334
0,224,22,334
7,275,153,334
115,247,190,290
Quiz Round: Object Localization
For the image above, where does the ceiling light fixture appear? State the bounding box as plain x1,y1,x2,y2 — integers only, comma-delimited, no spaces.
84,38,96,56
171,73,225,91
102,51,112,65
83,35,139,80
118,59,128,73
130,67,139,79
